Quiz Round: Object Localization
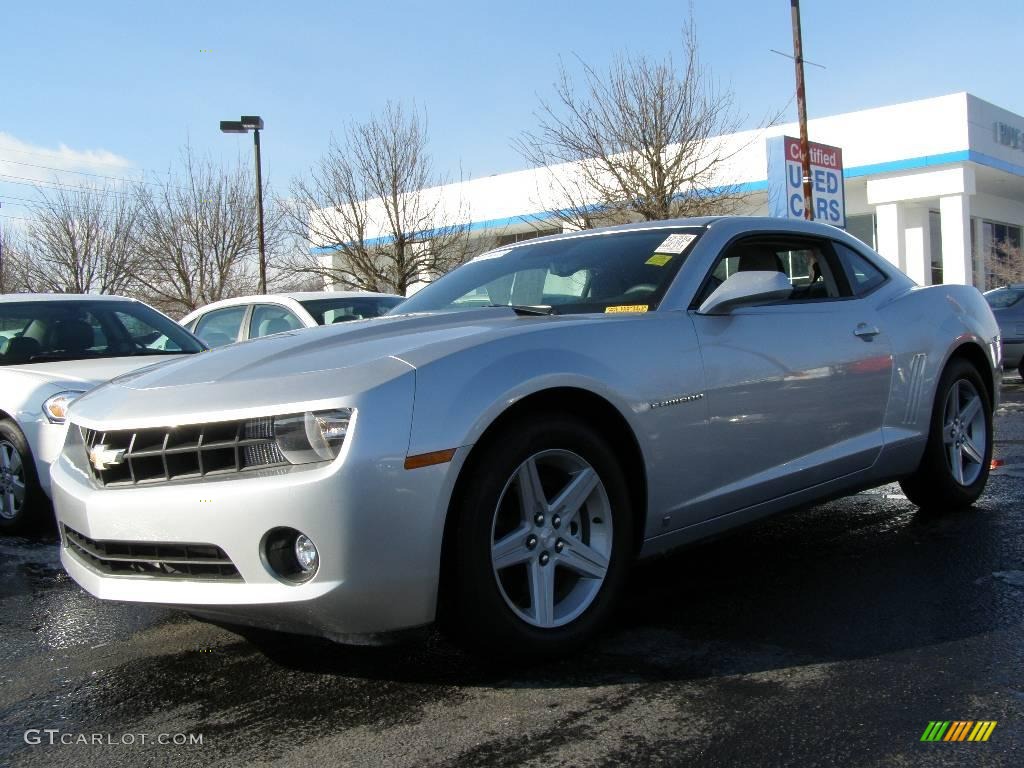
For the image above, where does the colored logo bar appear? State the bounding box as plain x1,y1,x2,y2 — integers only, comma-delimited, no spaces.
920,721,997,742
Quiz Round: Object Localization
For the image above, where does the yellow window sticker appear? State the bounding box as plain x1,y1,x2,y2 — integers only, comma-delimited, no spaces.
646,253,673,267
605,304,649,314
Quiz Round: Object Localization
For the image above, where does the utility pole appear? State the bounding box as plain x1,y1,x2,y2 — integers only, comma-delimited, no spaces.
790,0,814,219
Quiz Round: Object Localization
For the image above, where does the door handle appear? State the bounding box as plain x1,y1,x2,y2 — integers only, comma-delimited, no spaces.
853,323,881,340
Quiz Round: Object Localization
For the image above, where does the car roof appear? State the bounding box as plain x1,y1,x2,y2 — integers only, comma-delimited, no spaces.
0,292,137,304
178,291,404,321
477,215,853,255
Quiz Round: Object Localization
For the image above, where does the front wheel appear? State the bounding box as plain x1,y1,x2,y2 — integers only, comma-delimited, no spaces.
900,359,993,510
444,414,633,657
0,420,47,534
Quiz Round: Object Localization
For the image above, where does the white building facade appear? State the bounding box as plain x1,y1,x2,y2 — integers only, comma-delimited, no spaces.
313,93,1024,291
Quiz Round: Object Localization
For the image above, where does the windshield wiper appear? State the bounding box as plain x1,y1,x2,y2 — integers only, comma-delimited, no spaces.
485,304,558,316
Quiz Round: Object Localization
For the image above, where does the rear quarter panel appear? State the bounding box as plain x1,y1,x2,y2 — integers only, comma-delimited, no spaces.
877,282,1000,459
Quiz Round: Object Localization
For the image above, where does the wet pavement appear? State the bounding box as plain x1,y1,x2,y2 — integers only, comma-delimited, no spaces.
2,377,1023,768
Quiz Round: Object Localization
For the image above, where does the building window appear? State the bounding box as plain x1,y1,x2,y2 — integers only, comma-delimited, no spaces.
976,218,1023,289
495,227,561,247
846,214,876,250
929,210,943,285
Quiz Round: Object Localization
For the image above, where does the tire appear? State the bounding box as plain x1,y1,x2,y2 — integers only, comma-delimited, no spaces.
443,413,634,658
0,419,48,534
899,358,993,510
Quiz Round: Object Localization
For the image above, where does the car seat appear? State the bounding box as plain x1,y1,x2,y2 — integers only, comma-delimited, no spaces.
48,319,94,353
1,336,42,363
257,317,294,336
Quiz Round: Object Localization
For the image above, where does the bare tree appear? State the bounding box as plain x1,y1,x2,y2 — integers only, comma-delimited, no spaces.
285,103,470,295
0,222,22,293
515,15,761,230
986,241,1024,290
134,147,283,316
20,183,141,294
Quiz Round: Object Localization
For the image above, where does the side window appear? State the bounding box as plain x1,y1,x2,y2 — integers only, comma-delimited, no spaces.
699,237,847,306
833,242,888,296
249,304,303,339
194,306,246,348
113,311,183,352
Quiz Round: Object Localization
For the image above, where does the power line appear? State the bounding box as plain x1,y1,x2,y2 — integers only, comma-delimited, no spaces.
0,156,162,186
0,173,135,197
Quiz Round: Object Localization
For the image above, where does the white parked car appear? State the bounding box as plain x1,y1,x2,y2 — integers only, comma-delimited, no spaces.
0,294,205,532
180,291,404,348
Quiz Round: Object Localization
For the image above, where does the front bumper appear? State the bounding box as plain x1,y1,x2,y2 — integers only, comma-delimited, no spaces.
19,416,69,497
51,383,467,640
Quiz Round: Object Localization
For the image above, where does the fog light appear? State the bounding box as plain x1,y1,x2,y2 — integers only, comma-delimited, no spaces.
295,534,318,572
262,527,319,584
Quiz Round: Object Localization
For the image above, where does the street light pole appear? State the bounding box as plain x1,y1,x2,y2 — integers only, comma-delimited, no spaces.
252,127,267,294
790,0,814,220
220,115,267,294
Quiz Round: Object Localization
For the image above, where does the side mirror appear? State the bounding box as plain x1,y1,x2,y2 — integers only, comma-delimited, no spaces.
698,271,793,315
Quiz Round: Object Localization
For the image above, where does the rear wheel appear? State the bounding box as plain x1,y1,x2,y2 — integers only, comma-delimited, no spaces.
444,414,633,657
899,359,992,510
0,420,46,534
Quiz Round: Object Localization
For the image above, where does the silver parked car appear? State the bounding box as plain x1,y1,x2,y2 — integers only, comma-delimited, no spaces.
983,284,1024,377
51,217,1000,656
180,291,404,348
0,294,205,532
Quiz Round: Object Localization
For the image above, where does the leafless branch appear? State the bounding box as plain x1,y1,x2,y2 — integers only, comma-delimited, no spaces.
284,102,471,295
515,12,771,229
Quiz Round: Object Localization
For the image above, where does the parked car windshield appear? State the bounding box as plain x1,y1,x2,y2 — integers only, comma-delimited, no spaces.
299,296,405,324
0,300,205,366
393,228,703,315
984,287,1024,309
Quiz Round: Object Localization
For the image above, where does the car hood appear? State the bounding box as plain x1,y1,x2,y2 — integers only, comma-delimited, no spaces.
69,309,602,428
2,356,191,390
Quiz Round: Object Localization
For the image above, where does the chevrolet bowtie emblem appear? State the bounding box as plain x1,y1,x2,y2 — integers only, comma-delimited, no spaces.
89,444,126,471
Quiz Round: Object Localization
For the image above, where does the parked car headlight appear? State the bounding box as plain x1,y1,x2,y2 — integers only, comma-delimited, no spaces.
42,390,87,424
273,409,353,464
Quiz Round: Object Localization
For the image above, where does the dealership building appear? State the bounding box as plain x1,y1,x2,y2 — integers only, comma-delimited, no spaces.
314,93,1024,290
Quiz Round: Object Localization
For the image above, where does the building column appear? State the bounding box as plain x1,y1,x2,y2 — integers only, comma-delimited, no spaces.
939,194,972,286
875,203,905,273
902,205,931,285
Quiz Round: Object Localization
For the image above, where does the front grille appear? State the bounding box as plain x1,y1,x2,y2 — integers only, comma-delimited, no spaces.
64,525,242,581
81,417,287,487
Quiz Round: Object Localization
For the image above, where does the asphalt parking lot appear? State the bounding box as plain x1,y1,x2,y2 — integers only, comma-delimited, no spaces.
2,377,1022,768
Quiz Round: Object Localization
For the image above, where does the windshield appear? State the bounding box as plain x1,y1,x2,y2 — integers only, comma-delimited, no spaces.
0,300,205,366
985,287,1024,309
299,296,405,325
393,228,702,316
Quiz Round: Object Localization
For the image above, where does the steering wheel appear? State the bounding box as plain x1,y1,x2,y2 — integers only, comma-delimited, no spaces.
624,284,657,297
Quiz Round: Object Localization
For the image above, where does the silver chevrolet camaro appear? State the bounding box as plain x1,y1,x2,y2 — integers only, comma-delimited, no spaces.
51,217,1001,656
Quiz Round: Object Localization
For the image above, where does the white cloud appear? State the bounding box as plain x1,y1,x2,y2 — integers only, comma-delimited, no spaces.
0,132,136,189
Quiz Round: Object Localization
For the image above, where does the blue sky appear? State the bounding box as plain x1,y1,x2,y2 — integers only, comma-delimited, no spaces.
1,0,1021,221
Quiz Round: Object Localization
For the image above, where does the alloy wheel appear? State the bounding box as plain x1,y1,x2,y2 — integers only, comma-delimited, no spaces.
0,439,27,520
943,379,987,486
490,449,612,629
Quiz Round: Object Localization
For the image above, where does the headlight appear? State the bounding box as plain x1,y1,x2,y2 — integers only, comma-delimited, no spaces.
42,390,86,424
273,409,353,465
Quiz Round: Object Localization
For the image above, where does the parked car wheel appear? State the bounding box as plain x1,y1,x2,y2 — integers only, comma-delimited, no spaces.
900,358,992,510
445,414,633,657
0,420,46,534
